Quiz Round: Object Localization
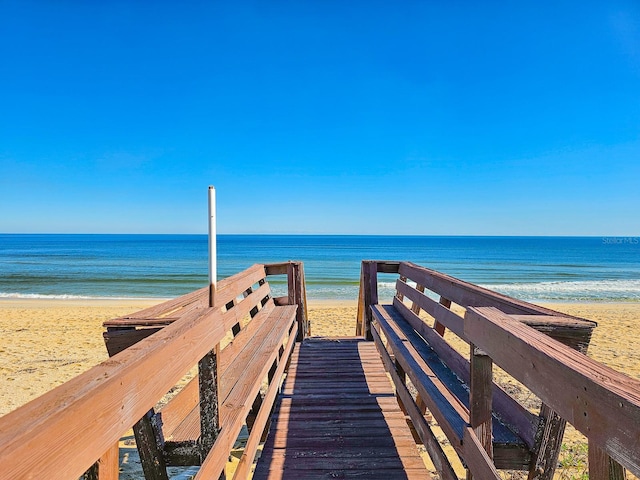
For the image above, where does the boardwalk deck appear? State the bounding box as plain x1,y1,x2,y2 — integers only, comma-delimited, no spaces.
254,337,431,480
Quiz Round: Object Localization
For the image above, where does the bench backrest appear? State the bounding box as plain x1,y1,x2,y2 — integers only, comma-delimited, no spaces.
357,260,596,350
0,262,307,480
358,261,640,480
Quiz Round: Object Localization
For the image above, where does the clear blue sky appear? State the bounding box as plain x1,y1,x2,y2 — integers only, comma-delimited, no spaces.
1,1,639,235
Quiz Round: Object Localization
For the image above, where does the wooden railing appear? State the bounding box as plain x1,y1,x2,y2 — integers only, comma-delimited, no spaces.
466,306,640,479
0,262,308,480
358,260,639,479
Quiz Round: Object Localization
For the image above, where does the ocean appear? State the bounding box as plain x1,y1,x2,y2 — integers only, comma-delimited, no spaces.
0,234,639,303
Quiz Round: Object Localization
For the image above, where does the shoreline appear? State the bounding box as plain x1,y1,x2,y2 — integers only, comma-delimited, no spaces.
1,296,638,307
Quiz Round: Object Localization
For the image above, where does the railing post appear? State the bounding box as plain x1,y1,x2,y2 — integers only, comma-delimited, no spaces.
589,444,626,480
356,261,378,340
356,260,381,339
470,344,493,459
287,261,308,341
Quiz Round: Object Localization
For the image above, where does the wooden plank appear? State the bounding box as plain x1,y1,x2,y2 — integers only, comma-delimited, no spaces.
96,442,119,480
375,260,401,274
103,327,162,356
234,320,298,479
589,444,627,480
372,325,458,480
434,296,451,336
465,306,640,477
527,403,567,480
134,410,169,480
463,427,501,480
254,468,429,480
395,280,466,340
371,305,468,446
470,344,493,460
198,346,220,460
106,261,264,328
103,286,208,327
293,262,309,340
166,305,295,443
0,304,227,480
392,296,537,449
195,311,297,480
255,339,430,480
399,262,596,325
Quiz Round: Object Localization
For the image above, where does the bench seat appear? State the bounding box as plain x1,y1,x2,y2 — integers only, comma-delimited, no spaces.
159,302,298,464
372,303,532,470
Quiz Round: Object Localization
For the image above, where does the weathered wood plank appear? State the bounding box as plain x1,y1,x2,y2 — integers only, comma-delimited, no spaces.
395,280,466,340
255,339,430,480
234,319,298,479
399,262,596,325
470,344,493,460
195,310,297,480
463,427,501,480
371,305,468,446
588,444,627,480
372,325,458,480
0,305,227,479
465,306,640,477
392,295,537,448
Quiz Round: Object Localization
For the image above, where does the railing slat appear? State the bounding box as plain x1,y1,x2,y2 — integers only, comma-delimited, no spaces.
0,306,227,479
465,306,640,477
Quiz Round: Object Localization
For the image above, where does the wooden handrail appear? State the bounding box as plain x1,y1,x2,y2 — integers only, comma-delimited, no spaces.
0,304,227,479
0,261,309,479
465,306,640,478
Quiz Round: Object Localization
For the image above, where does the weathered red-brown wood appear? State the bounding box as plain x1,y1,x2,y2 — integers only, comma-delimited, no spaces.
589,444,627,480
0,303,227,479
434,296,451,336
194,310,297,479
254,338,430,480
392,295,537,449
462,427,501,480
81,443,120,480
234,323,298,478
371,304,469,447
372,325,457,480
465,306,640,477
468,343,494,480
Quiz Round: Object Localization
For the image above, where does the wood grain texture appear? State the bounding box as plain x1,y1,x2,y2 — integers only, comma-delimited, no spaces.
392,296,537,449
254,338,430,480
372,325,458,480
0,304,227,479
466,306,640,477
234,321,298,479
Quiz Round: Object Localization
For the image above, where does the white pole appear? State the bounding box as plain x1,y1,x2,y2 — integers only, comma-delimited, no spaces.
208,186,217,306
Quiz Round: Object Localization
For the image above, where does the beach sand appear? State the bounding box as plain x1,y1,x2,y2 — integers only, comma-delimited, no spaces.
1,299,639,477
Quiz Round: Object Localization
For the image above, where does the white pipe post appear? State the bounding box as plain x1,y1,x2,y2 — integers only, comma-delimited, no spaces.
208,186,217,307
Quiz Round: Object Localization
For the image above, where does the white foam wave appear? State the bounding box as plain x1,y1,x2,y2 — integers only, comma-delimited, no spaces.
481,279,640,302
0,292,165,301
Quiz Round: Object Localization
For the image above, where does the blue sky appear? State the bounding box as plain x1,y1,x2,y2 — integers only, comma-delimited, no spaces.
1,1,639,235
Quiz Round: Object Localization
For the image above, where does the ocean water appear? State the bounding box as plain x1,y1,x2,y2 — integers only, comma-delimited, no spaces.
0,234,639,303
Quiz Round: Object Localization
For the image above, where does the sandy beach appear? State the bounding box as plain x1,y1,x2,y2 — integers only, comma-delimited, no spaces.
1,298,639,478
2,298,639,415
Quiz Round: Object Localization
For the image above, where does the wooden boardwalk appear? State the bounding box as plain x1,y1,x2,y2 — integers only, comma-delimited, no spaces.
254,337,430,479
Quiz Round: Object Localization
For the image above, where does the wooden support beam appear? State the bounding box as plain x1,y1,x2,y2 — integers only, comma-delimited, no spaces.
589,444,627,480
434,296,451,336
134,410,169,480
470,344,493,459
199,346,220,462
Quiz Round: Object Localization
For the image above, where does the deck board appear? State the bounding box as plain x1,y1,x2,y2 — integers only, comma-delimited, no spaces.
254,338,431,479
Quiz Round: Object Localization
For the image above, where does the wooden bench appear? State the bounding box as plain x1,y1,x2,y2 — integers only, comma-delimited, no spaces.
357,261,597,480
103,262,308,479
